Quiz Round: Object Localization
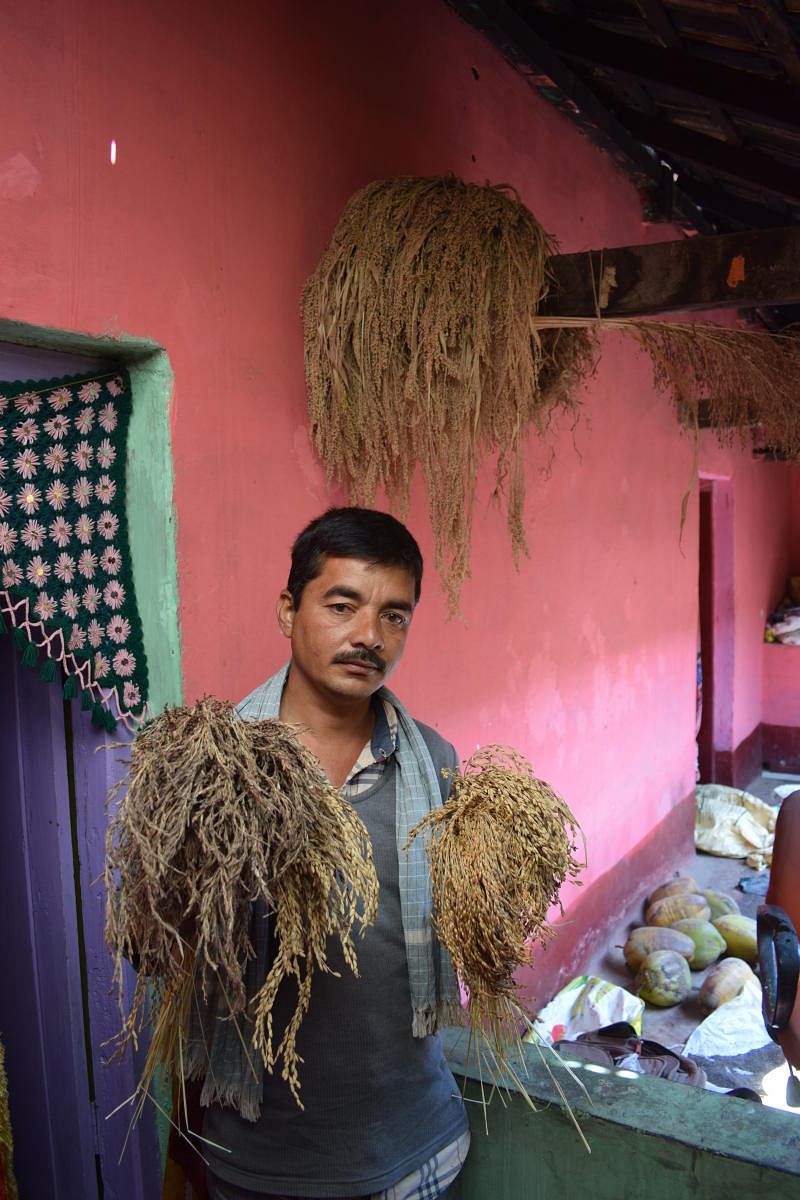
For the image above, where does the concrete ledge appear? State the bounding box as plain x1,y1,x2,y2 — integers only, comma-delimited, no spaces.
442,1027,800,1198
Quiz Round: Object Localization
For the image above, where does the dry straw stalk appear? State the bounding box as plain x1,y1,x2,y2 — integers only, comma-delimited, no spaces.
104,697,379,1109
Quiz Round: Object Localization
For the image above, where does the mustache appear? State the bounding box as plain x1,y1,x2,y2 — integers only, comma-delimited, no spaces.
332,649,386,671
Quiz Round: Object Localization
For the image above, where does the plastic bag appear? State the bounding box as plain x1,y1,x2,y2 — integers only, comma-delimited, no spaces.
525,975,644,1046
695,784,776,865
683,975,769,1058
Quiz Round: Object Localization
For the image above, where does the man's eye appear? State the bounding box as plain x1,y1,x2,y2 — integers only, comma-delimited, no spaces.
384,611,409,628
329,603,352,614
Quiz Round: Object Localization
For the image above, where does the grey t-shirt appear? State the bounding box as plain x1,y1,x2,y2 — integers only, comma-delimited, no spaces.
203,722,468,1197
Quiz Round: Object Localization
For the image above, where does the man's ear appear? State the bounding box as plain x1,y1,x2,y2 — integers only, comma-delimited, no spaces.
276,589,295,639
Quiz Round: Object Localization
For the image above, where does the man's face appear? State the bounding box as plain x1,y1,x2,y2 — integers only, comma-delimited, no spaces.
276,555,416,704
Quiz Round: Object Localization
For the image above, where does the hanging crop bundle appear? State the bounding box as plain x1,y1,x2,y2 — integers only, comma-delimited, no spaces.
304,175,800,615
104,697,379,1110
303,175,595,612
406,745,584,1066
533,314,800,456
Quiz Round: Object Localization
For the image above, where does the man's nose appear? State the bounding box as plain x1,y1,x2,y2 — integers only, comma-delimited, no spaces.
351,610,383,649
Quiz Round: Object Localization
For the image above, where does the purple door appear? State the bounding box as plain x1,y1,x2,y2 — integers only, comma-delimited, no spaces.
0,628,99,1196
0,343,161,1199
67,680,163,1200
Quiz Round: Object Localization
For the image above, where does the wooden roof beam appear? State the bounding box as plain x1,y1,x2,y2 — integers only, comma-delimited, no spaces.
620,109,800,203
742,0,800,84
678,179,796,229
529,11,800,129
541,225,800,317
633,0,683,50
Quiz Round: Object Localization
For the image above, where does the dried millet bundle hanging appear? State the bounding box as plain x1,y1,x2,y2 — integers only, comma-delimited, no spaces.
406,745,584,1068
533,314,800,458
104,697,379,1109
631,320,800,456
305,176,800,614
303,176,595,612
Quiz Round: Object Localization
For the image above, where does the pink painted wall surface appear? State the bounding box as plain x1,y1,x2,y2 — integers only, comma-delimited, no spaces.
763,644,800,727
1,0,793,949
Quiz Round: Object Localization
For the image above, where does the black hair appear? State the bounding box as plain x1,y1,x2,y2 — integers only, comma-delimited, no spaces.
286,507,423,607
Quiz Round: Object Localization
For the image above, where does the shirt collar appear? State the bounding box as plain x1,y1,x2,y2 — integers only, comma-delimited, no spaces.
371,694,397,762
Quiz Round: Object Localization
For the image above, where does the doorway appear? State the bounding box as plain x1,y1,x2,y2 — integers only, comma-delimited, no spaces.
0,343,161,1198
697,477,735,783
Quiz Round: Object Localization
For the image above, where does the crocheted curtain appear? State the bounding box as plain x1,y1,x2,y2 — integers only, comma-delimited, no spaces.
0,369,148,731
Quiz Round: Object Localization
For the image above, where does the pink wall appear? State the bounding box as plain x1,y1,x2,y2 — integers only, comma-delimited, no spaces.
764,644,800,727
1,1,793,932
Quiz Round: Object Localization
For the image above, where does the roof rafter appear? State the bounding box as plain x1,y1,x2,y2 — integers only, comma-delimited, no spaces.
528,10,800,129
677,178,796,229
620,109,800,202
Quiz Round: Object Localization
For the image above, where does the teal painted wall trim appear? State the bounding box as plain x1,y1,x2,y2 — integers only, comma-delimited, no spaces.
0,319,161,361
0,319,183,713
441,1028,800,1199
126,353,182,714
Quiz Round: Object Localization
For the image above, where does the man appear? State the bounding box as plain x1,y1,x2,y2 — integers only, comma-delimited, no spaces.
201,507,469,1200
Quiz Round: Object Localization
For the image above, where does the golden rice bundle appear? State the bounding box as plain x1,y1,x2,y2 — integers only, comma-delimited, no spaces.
303,175,594,612
104,697,378,1106
532,315,800,456
407,744,584,1042
0,1040,16,1200
305,176,800,613
407,745,589,1147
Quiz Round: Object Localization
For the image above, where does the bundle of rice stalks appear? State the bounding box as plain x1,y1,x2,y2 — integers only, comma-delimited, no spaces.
633,320,800,456
104,697,378,1110
533,316,800,457
0,1040,17,1200
407,745,588,1143
303,176,594,612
